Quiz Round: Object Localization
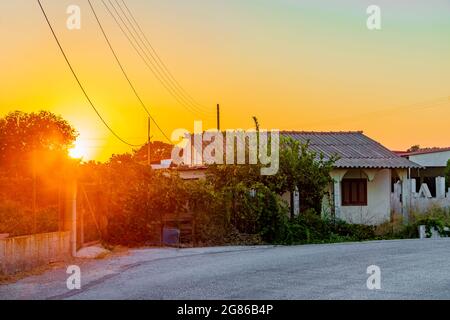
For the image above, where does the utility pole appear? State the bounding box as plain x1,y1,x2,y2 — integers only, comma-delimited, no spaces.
216,104,220,131
32,149,37,234
147,117,151,166
69,175,77,257
63,161,78,257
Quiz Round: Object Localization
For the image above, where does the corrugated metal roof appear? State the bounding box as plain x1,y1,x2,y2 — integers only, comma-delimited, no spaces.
396,147,450,157
281,131,421,169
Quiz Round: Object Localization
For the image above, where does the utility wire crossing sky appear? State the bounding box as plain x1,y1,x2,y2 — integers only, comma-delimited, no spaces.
1,0,450,160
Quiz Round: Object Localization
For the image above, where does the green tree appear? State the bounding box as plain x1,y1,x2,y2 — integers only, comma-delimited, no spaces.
100,155,189,245
407,145,420,152
0,110,77,175
271,136,337,215
133,141,173,164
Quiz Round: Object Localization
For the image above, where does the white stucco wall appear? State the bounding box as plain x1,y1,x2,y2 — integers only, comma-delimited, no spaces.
335,169,391,225
408,151,450,167
340,169,391,225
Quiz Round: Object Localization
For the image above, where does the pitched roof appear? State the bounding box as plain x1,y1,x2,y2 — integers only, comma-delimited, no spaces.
281,131,421,169
395,147,450,157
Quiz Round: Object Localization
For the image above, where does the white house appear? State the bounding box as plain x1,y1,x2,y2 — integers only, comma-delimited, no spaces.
396,147,450,196
398,147,450,168
282,131,421,225
161,130,423,225
393,147,450,213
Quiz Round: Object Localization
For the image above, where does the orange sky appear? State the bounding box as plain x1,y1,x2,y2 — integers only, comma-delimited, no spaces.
1,0,450,161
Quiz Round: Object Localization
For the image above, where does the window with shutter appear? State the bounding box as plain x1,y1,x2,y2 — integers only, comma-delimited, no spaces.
341,179,367,206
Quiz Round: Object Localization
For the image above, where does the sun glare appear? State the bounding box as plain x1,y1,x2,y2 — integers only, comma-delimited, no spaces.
68,142,86,159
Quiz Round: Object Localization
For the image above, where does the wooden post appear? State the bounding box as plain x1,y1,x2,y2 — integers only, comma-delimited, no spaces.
147,117,151,166
69,177,77,257
32,149,37,233
80,201,85,248
63,161,78,257
58,176,64,232
216,104,220,131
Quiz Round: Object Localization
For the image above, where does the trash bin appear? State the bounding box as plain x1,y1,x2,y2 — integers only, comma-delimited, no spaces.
163,227,180,246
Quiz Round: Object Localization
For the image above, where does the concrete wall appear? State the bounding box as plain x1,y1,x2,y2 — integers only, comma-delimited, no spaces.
391,178,450,214
0,231,70,275
411,196,450,213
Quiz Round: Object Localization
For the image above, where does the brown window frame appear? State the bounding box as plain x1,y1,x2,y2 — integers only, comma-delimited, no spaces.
341,178,367,206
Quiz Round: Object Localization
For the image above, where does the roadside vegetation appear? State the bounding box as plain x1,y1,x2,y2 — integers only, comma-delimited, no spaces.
1,111,449,246
0,111,77,237
376,207,450,239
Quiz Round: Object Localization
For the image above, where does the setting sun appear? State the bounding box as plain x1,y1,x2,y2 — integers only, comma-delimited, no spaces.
68,142,86,159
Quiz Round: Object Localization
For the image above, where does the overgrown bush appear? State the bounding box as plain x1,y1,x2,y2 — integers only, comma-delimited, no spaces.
82,130,424,247
185,180,232,246
251,183,289,243
0,200,58,237
280,210,376,244
85,133,375,247
375,208,450,239
101,156,189,246
413,207,450,237
374,214,414,239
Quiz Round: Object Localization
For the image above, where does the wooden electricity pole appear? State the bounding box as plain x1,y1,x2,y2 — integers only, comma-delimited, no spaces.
63,162,78,257
217,104,220,131
69,176,77,257
147,117,151,166
32,149,37,234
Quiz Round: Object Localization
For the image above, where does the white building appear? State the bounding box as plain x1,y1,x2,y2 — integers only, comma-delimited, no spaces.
282,131,421,225
396,147,450,196
163,130,427,225
393,147,450,213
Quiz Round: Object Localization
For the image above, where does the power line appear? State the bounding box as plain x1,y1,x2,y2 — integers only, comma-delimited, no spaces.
108,0,212,117
36,0,144,147
87,0,172,144
119,0,213,113
101,0,203,117
302,96,450,129
103,0,214,118
116,0,216,114
114,0,215,116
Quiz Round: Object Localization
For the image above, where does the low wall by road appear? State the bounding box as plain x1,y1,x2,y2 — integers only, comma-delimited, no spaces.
392,178,450,215
0,231,71,275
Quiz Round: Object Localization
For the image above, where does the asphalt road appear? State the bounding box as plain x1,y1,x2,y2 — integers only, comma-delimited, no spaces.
1,239,450,299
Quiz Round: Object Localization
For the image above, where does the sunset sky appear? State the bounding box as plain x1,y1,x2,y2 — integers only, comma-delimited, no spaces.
1,0,450,161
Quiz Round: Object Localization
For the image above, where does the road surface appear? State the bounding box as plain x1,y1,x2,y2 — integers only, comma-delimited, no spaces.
1,239,449,299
